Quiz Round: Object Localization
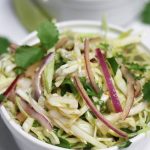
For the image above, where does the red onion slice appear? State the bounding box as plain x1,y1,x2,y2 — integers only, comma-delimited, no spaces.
33,52,54,100
96,48,122,113
121,66,135,120
18,95,52,131
84,39,99,93
3,75,20,98
74,76,127,138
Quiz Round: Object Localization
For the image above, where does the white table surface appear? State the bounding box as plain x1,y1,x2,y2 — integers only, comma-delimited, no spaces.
0,0,150,150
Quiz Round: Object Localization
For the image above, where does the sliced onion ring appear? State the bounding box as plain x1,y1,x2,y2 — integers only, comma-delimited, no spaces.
33,52,54,100
74,76,128,138
17,95,52,131
96,48,122,112
84,39,99,93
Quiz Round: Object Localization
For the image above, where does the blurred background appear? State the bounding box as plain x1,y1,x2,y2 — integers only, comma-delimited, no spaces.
0,0,150,149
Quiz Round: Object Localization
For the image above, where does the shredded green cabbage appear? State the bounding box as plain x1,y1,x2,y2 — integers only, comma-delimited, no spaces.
1,26,150,150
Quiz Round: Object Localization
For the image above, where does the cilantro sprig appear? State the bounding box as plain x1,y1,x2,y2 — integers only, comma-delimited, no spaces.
0,37,10,54
80,77,103,99
56,137,71,149
141,1,150,24
37,21,59,49
15,21,59,72
143,81,150,102
0,94,5,102
15,46,45,69
60,77,77,96
126,63,147,72
107,57,118,75
4,21,58,74
0,21,59,103
118,141,132,149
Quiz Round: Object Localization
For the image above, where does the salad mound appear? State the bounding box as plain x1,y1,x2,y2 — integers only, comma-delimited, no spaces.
0,21,150,149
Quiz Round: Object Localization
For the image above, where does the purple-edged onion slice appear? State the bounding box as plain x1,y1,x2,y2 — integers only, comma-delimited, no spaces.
18,95,52,131
121,66,135,120
33,52,54,100
3,75,20,98
84,39,99,93
74,76,128,138
96,48,122,113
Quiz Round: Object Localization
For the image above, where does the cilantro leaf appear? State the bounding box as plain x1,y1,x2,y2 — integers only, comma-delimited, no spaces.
54,54,66,70
15,46,44,69
57,137,71,149
141,1,150,24
121,126,141,138
14,21,59,72
14,67,25,75
83,143,93,150
107,57,118,75
80,77,103,98
0,94,5,102
143,81,150,102
0,37,10,54
127,63,147,72
60,77,77,96
33,120,41,127
118,141,132,149
37,21,59,49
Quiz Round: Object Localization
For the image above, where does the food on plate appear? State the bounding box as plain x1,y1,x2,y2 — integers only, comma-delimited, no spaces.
0,21,150,149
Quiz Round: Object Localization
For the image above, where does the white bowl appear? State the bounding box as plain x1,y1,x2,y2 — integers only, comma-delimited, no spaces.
36,0,145,25
0,21,150,150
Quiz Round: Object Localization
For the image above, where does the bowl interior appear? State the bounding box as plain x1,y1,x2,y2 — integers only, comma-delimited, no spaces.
0,20,149,150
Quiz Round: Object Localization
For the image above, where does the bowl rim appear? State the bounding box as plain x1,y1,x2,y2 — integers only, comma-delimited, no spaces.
0,20,149,150
51,0,136,3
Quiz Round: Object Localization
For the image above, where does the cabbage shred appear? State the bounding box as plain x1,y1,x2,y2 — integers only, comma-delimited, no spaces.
1,23,150,149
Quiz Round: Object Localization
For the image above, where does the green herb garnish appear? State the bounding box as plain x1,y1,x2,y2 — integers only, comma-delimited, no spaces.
94,100,106,112
60,77,77,96
54,54,66,70
127,63,147,72
14,21,59,72
107,57,118,75
57,137,71,149
33,120,41,127
0,37,10,54
37,21,59,49
121,126,141,138
0,94,5,102
15,46,44,69
14,67,25,75
80,77,103,98
118,141,132,149
141,1,150,24
143,81,150,102
83,143,93,150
